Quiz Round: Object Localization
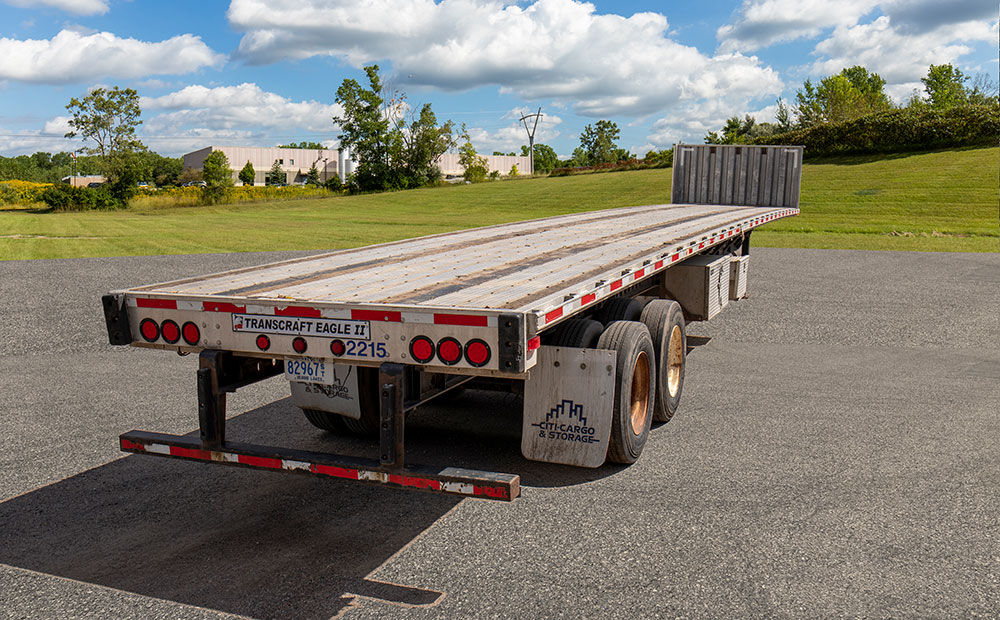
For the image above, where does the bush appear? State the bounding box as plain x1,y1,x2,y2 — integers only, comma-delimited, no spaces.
324,175,343,192
40,184,123,210
754,103,1000,157
0,180,54,204
129,184,336,209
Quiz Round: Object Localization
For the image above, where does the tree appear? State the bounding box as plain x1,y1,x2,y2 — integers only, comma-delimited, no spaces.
306,163,321,185
202,151,233,187
65,86,147,203
967,73,999,105
202,151,234,203
775,98,793,132
922,64,969,109
399,103,455,187
509,164,519,177
458,125,488,183
65,87,143,161
579,120,620,165
334,65,454,192
277,141,325,149
239,161,255,186
334,64,398,191
531,144,559,172
177,167,203,185
137,151,182,186
266,160,286,186
794,66,891,127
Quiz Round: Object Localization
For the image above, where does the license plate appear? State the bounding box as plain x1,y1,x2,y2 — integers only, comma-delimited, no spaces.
285,358,334,384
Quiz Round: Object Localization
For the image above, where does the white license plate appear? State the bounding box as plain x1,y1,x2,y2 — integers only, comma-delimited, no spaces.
285,359,334,384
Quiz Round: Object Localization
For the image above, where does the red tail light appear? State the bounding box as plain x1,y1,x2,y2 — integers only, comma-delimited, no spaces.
409,336,434,363
437,337,462,365
256,334,270,351
292,337,308,354
182,322,200,346
139,319,159,342
330,339,346,356
161,320,180,344
464,339,491,367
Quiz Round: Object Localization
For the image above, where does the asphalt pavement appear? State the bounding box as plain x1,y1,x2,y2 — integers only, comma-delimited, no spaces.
1,248,997,619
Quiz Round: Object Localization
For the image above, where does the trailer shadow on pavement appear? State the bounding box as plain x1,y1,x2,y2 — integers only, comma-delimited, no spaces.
0,402,465,620
0,388,630,620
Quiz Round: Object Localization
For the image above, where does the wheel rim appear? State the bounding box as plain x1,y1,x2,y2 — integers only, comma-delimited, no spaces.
629,351,651,435
666,324,683,398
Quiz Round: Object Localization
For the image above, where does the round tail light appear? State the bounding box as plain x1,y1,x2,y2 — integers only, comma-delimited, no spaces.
409,336,434,363
464,339,491,367
139,319,159,342
182,322,200,346
292,337,308,354
160,320,180,344
330,339,346,356
256,334,271,351
437,337,462,365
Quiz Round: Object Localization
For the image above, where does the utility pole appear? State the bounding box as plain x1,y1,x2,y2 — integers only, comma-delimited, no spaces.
519,108,542,176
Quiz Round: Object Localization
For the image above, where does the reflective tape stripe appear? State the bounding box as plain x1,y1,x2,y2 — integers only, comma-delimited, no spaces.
120,437,515,500
534,209,798,328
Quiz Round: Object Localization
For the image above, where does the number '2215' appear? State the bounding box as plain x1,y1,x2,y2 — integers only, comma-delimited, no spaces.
345,341,388,358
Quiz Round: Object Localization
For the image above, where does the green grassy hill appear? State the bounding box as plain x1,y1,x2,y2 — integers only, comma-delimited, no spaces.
0,146,996,260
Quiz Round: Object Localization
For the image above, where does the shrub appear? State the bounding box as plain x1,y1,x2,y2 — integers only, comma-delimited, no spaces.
40,184,123,210
754,103,1000,157
0,180,54,204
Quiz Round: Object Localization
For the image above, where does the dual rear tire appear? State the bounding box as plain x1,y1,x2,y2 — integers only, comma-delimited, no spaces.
599,299,687,463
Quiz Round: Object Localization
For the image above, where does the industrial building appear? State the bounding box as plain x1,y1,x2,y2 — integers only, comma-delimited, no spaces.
182,146,532,185
182,146,347,186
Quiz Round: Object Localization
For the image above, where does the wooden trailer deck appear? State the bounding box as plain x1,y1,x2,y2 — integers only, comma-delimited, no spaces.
128,202,797,331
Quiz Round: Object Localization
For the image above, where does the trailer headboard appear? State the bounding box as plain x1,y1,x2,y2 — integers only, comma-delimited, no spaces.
671,144,803,209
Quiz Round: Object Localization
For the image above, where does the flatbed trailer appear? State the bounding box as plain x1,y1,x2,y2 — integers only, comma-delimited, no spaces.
104,144,803,501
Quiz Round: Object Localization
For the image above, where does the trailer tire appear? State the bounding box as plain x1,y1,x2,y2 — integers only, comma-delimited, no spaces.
640,300,686,422
593,297,643,325
339,366,381,437
301,408,347,432
545,319,604,348
598,321,656,464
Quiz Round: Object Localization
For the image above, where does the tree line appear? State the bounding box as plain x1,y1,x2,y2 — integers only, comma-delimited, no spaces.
705,63,999,147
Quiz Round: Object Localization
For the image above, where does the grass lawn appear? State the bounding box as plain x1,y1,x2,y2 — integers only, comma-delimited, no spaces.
0,146,996,260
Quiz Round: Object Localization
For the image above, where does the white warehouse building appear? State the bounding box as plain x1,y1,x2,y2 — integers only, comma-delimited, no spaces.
182,146,348,186
181,146,531,185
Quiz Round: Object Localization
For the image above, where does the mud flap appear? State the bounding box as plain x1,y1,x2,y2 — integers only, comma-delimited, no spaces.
521,346,616,467
289,363,362,419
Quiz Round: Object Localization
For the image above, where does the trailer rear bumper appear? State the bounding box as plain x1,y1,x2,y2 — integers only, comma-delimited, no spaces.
120,430,519,502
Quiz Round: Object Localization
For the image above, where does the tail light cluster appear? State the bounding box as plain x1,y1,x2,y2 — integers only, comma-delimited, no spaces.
408,336,491,367
139,318,200,346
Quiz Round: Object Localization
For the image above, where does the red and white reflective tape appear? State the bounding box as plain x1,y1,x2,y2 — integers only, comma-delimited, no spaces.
121,437,514,500
130,299,497,328
535,208,798,328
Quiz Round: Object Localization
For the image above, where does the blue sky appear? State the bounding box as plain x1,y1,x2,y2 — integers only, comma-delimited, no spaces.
0,0,996,159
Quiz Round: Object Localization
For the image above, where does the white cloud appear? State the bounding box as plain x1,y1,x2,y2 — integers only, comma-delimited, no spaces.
228,0,782,119
466,109,564,152
140,83,343,155
717,0,997,108
717,0,879,52
0,29,223,84
0,123,77,157
810,15,995,87
2,0,108,15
